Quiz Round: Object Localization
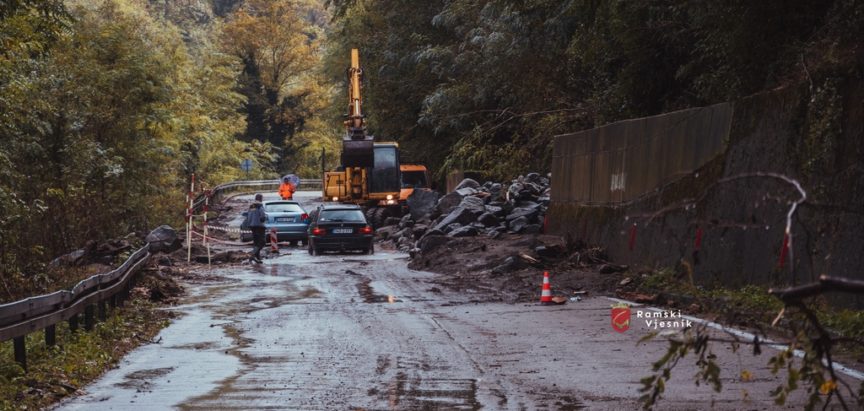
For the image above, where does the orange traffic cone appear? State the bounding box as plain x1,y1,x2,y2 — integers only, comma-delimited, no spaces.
270,228,278,254
540,271,553,304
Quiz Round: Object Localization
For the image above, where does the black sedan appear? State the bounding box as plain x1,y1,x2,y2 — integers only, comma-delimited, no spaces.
307,204,374,255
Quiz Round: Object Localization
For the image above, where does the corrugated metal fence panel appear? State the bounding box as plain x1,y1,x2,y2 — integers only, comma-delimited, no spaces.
552,103,733,204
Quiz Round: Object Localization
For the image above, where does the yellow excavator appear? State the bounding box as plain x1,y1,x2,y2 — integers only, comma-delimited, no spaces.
323,49,408,227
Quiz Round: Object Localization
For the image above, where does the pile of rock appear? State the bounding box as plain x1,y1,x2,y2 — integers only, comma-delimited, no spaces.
377,173,551,252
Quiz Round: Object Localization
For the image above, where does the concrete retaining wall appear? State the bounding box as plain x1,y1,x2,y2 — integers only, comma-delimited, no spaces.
548,81,864,302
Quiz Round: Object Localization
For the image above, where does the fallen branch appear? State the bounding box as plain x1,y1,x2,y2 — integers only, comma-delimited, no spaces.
769,275,864,302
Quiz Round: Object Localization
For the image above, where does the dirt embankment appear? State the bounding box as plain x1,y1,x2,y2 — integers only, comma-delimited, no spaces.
400,232,630,303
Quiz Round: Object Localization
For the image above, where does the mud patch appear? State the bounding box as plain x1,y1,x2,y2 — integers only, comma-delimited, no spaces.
356,277,401,303
168,342,220,350
114,367,175,391
376,355,391,375
551,394,586,410
376,372,481,410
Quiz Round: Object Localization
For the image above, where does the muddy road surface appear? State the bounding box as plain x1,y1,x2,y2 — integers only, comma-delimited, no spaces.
56,192,830,410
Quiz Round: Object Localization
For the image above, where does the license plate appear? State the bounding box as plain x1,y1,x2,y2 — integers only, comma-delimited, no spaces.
276,217,295,223
332,228,353,234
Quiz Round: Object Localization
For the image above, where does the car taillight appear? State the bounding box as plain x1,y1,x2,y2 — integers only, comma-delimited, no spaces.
301,213,309,221
312,227,325,235
360,226,373,234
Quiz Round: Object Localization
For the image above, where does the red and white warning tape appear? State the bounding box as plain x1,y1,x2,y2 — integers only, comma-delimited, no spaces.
190,230,250,246
189,229,298,247
197,224,252,235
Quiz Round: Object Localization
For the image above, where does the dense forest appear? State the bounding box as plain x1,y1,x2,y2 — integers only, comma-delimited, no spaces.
0,0,337,298
1,0,861,298
324,0,862,179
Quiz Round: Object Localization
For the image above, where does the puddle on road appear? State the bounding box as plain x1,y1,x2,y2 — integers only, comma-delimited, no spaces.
356,277,401,303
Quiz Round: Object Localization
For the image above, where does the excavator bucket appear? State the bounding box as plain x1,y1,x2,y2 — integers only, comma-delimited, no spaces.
342,133,374,167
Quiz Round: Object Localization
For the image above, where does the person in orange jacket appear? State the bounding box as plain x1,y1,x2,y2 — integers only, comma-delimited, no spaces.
278,177,295,200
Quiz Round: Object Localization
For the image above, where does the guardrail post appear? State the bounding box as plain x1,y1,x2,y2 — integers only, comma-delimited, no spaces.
13,336,26,372
45,325,56,346
69,314,78,332
84,305,95,331
98,300,107,322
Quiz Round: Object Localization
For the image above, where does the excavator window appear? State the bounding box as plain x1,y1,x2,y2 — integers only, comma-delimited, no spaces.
401,171,427,188
369,145,400,193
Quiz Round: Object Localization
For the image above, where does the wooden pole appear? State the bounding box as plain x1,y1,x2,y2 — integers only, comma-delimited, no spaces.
13,336,26,372
45,325,56,347
69,314,78,332
84,305,95,331
98,300,107,321
205,193,211,269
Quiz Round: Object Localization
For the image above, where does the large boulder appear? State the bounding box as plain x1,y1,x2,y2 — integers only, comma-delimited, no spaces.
412,224,428,239
449,225,478,237
383,217,401,227
398,214,414,228
432,206,478,231
418,232,450,254
477,212,499,227
484,205,505,216
407,189,440,220
505,206,540,223
146,225,181,253
458,195,486,214
376,226,398,240
419,228,445,243
508,216,529,233
455,187,478,197
49,249,87,268
488,183,503,200
443,223,462,234
491,256,518,276
435,191,464,215
454,178,480,190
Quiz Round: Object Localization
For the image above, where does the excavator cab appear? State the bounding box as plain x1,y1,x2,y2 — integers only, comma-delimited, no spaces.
399,164,429,201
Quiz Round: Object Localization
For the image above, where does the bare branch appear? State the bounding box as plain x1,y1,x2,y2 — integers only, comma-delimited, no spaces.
769,275,864,302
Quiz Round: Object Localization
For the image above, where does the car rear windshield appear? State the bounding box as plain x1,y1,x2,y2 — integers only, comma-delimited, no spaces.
319,209,365,222
265,203,303,213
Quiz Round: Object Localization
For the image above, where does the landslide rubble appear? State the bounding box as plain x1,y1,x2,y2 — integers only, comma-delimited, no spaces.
377,174,551,253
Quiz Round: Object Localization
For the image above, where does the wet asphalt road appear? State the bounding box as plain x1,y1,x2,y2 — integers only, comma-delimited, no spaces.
56,192,836,410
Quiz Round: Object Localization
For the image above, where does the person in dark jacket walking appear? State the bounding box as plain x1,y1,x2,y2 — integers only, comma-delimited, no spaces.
245,193,268,263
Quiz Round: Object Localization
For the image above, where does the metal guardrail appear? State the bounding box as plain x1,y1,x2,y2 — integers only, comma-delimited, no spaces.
0,247,150,371
0,177,320,371
191,178,321,214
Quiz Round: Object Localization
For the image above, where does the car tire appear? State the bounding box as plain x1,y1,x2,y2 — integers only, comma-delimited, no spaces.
290,240,298,247
367,244,375,255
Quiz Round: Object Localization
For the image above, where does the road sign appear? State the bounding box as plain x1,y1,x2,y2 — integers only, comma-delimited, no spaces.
241,159,253,172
